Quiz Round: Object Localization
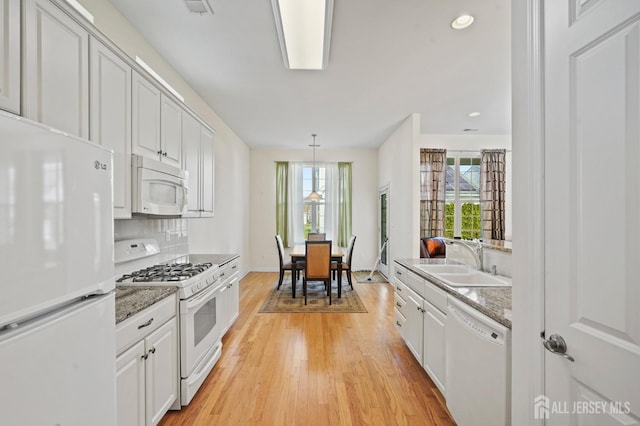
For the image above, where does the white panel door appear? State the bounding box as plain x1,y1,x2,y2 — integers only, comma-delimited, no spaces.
90,38,132,219
404,288,423,363
132,71,161,160
0,0,20,113
544,0,640,423
116,340,146,426
23,0,89,138
182,111,201,217
145,319,178,426
160,94,182,168
423,301,446,394
200,126,215,217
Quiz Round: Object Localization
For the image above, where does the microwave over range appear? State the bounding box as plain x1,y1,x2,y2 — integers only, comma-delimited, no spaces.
132,154,188,216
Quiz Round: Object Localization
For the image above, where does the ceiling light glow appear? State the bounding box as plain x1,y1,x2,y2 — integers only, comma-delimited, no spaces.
451,14,475,30
271,0,334,70
468,112,481,117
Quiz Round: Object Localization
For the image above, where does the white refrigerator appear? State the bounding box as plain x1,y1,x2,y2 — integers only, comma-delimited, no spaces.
0,112,116,425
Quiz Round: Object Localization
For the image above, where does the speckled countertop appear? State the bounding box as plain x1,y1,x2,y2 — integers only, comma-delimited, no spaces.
395,258,512,328
115,286,177,324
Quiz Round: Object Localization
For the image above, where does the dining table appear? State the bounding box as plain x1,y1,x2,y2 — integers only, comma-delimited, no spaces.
290,244,345,298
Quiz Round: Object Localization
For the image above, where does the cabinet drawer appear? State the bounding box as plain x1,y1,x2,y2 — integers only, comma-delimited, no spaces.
394,292,407,316
219,258,239,282
394,308,406,333
424,280,447,312
116,294,177,355
394,263,408,285
393,279,407,303
406,270,425,298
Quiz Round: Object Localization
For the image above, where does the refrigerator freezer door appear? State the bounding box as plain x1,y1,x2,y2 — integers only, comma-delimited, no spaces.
0,112,114,327
0,293,116,426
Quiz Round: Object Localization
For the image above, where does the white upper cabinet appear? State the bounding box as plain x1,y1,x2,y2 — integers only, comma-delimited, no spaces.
23,0,89,138
0,0,20,114
182,111,214,218
132,70,161,160
89,38,132,219
160,94,182,168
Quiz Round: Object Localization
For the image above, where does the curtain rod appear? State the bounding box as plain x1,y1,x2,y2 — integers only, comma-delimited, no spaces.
442,149,512,153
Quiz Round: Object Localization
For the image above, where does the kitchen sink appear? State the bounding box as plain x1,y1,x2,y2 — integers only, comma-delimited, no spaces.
434,271,511,287
413,264,512,287
414,264,471,274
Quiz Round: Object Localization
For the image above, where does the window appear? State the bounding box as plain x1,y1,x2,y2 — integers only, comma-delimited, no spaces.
445,155,481,239
302,164,326,238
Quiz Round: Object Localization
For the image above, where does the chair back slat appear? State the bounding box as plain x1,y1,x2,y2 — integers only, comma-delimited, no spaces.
346,235,356,265
275,235,285,267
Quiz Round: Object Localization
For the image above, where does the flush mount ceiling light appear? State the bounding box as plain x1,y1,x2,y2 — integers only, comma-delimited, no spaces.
305,134,323,202
271,0,334,70
183,0,214,15
451,14,475,30
468,112,481,117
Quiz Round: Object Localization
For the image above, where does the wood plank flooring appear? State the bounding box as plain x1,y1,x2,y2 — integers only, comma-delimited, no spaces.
159,272,454,426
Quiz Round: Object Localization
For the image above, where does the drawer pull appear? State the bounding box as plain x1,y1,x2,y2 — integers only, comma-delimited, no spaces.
395,321,402,327
148,347,156,355
141,353,149,360
396,302,402,308
137,318,154,329
396,286,402,292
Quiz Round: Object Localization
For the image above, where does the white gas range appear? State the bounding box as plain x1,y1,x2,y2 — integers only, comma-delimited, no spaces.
115,239,228,406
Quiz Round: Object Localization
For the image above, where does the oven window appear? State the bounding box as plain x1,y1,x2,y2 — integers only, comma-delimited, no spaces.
149,182,177,204
193,297,216,347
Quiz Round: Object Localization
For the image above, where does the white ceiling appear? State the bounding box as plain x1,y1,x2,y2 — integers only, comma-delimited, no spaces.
107,0,511,149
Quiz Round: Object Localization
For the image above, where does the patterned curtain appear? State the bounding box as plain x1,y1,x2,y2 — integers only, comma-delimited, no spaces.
420,149,447,237
337,162,352,247
480,149,506,240
275,161,289,246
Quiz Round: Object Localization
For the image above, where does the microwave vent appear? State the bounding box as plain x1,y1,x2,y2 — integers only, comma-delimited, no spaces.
184,0,213,15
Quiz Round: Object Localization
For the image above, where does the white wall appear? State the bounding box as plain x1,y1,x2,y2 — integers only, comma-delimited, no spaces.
378,114,421,262
417,133,513,240
249,148,378,272
77,0,251,275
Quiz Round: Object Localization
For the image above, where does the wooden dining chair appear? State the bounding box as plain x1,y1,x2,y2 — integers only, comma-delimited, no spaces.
303,240,332,305
275,235,304,291
307,232,326,241
332,235,356,289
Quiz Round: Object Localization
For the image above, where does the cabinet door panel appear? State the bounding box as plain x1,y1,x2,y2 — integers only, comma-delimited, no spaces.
132,71,161,159
200,127,214,217
90,38,131,218
160,94,182,168
181,112,201,217
116,341,146,426
405,291,423,363
0,0,20,113
145,319,178,426
423,302,446,393
24,0,89,137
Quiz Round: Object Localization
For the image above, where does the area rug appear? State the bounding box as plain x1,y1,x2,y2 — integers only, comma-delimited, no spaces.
353,270,389,283
259,278,367,313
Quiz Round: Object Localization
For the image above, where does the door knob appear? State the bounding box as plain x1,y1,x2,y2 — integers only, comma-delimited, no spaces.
543,334,575,362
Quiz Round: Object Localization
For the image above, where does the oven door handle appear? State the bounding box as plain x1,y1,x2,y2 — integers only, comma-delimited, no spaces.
184,282,221,310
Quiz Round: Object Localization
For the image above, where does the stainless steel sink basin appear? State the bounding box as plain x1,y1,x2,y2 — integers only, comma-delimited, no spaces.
413,264,512,287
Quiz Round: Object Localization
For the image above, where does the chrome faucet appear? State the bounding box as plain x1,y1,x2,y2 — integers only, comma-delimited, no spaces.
491,265,497,275
444,239,483,270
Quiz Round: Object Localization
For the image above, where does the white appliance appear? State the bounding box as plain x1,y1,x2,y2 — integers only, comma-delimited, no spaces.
445,297,511,426
115,240,223,406
132,153,188,216
0,112,116,425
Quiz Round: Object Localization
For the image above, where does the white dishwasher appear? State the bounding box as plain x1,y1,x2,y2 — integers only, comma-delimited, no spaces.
445,297,511,426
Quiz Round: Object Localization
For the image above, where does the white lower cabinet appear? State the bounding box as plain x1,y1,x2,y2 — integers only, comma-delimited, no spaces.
393,262,448,394
423,301,446,393
116,295,178,426
218,259,240,334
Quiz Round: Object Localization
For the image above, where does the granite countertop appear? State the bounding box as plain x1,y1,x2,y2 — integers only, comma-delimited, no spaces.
395,258,512,328
170,253,239,267
115,286,178,324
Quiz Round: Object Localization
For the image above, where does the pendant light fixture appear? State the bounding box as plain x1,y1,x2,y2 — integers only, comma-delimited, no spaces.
305,134,323,202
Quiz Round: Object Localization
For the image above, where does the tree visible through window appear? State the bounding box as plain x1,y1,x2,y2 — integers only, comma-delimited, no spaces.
445,155,481,239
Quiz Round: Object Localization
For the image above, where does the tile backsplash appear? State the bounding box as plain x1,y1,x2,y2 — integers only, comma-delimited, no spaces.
114,218,189,263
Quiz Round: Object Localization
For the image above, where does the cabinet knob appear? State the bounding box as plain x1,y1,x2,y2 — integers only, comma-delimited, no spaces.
149,347,156,354
157,150,163,155
141,353,149,360
163,151,168,157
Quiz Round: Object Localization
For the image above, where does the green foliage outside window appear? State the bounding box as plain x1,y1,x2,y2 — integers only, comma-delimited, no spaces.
445,202,481,239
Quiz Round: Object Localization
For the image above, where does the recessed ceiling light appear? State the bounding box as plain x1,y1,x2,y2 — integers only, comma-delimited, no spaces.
468,112,481,117
451,14,474,30
463,128,479,132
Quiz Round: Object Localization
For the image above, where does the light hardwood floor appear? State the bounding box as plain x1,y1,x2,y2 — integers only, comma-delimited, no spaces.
159,272,454,426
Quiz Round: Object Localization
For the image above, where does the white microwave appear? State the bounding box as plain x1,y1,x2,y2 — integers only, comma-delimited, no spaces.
132,154,188,216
